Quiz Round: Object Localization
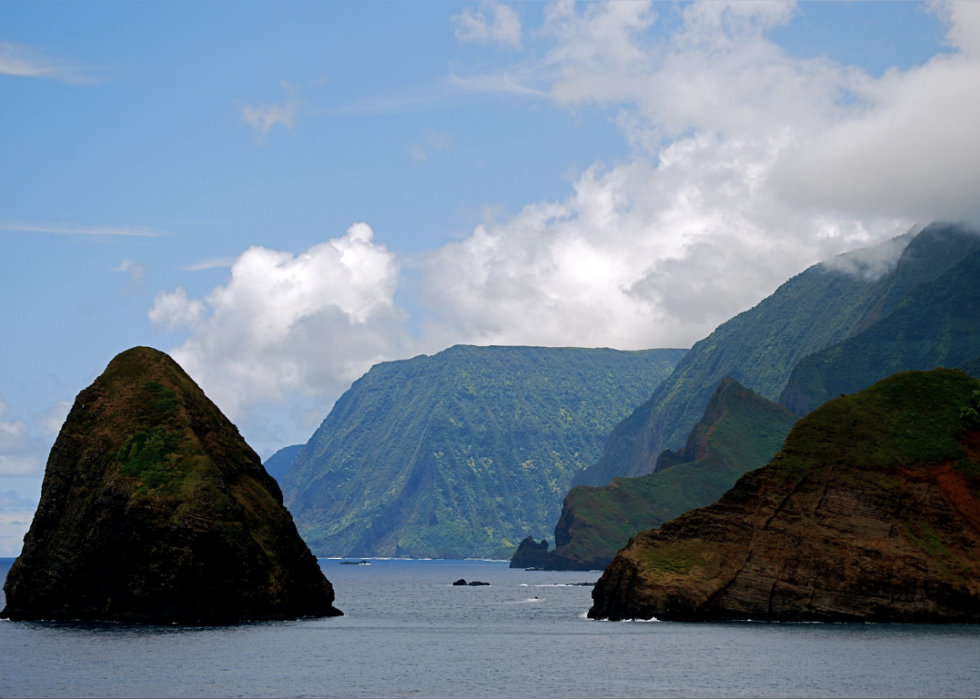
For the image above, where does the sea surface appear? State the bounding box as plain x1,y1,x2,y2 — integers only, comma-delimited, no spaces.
2,557,979,698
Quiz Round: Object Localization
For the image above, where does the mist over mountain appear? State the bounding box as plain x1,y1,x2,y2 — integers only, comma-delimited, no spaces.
780,244,980,415
282,345,685,558
575,223,980,487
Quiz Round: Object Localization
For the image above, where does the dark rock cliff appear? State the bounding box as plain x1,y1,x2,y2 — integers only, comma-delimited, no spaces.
509,536,549,568
590,369,980,623
1,347,341,623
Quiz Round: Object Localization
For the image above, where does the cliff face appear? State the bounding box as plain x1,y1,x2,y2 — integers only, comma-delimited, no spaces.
544,379,798,571
779,246,980,416
576,223,980,487
283,345,685,559
509,536,549,569
590,369,980,623
1,347,341,623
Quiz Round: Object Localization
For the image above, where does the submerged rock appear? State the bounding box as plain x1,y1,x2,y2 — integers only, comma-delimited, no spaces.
590,369,980,623
1,347,342,623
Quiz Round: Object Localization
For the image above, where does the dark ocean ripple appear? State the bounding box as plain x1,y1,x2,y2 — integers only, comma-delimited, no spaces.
2,557,979,697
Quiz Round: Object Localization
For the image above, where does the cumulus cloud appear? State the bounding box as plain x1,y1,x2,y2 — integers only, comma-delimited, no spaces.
0,41,95,84
150,223,404,418
420,0,979,348
0,396,45,477
453,2,523,48
149,2,980,438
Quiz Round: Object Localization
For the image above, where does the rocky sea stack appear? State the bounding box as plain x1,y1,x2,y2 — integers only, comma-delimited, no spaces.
590,369,980,623
1,347,342,623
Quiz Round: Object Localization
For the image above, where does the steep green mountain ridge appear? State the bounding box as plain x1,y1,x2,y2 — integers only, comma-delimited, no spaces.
543,379,798,570
575,223,980,487
283,345,686,558
779,247,980,415
264,444,303,484
2,347,340,623
590,368,980,622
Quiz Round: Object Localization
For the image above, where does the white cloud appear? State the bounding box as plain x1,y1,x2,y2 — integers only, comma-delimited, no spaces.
147,2,980,443
0,397,45,477
150,223,404,418
453,2,523,48
114,258,148,295
182,257,237,272
0,221,159,237
36,400,72,437
0,491,37,557
417,0,979,349
0,41,95,84
408,132,453,161
241,81,304,137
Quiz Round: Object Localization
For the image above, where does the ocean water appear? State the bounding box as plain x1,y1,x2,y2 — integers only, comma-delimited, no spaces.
2,557,980,698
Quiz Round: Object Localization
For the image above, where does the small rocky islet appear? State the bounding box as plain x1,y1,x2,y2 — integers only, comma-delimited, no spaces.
1,347,341,623
589,369,980,623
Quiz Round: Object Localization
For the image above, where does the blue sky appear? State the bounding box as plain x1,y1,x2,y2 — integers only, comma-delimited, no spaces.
2,2,979,554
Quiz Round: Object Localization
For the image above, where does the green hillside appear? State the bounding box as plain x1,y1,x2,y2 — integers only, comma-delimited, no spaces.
780,249,980,414
263,444,303,484
282,345,686,558
575,223,980,486
960,353,980,379
590,368,980,622
544,379,798,570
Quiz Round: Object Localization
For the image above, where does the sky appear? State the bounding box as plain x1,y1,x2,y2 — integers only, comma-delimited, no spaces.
2,1,980,555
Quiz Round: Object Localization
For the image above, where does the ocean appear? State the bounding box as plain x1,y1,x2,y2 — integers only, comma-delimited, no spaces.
2,557,979,697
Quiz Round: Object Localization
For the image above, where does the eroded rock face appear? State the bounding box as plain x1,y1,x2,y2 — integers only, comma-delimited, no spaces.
509,536,549,569
1,347,341,623
590,369,980,623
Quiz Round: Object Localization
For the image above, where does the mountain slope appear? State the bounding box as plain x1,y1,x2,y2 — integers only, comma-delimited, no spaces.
283,345,686,558
590,369,980,622
576,223,980,486
544,379,798,571
264,444,303,484
1,347,340,623
780,249,980,415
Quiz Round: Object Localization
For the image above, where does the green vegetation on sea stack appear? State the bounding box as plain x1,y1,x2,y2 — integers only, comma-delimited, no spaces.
2,347,341,623
576,223,980,486
590,368,980,623
283,345,685,558
544,379,798,570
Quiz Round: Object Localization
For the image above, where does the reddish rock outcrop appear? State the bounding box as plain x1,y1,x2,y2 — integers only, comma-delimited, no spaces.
590,369,980,623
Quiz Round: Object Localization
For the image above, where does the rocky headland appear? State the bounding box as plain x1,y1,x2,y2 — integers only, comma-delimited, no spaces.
509,536,549,568
590,369,980,623
1,347,342,623
544,379,798,571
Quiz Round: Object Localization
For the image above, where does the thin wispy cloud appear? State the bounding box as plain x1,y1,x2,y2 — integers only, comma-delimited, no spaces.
0,221,160,237
0,41,97,85
182,257,236,271
408,132,453,161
